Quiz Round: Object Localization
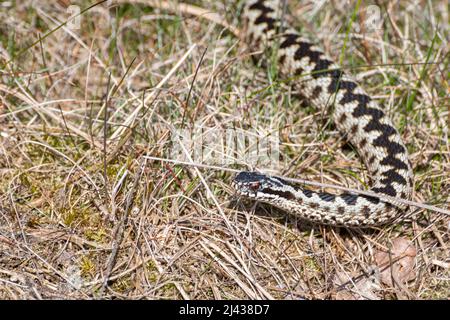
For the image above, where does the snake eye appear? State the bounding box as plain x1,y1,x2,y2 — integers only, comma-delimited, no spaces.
249,182,260,190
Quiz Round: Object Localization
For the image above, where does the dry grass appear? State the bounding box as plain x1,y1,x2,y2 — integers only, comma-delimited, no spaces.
0,0,449,299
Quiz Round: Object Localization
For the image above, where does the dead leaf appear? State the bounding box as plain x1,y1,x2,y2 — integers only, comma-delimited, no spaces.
334,270,381,300
374,237,417,286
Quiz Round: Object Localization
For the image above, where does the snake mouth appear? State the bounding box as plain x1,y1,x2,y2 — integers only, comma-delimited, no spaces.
231,179,259,198
232,171,277,200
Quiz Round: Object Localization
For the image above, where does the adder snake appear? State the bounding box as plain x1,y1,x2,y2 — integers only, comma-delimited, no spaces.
232,0,414,227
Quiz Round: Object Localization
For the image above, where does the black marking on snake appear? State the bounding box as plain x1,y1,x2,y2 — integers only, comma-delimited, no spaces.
361,206,371,218
279,33,350,94
371,185,397,197
249,0,273,12
380,169,407,185
341,90,371,107
295,67,304,76
380,156,408,171
280,33,300,49
294,42,315,60
262,188,295,200
355,109,405,159
302,189,313,198
293,42,345,90
324,70,346,92
337,81,358,91
318,192,336,202
359,138,367,149
312,86,322,96
340,193,358,206
338,113,347,123
251,0,277,33
374,139,407,167
310,202,319,209
361,195,380,205
255,16,277,32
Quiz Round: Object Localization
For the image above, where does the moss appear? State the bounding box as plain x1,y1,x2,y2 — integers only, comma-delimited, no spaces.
112,276,132,293
62,204,93,227
80,256,96,277
161,282,178,296
303,256,322,273
84,227,107,243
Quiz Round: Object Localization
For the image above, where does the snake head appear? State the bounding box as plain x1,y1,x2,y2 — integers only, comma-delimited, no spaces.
232,171,291,200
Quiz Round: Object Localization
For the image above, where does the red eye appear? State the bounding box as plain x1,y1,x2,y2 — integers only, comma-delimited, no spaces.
249,182,260,190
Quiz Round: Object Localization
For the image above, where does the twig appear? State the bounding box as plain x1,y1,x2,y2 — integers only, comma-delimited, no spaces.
181,46,208,127
115,0,240,37
143,155,450,217
99,158,145,295
103,72,112,197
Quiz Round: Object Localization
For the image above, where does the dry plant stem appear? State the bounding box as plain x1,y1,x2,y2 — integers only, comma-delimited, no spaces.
115,0,240,37
100,159,145,295
143,156,450,217
109,44,197,141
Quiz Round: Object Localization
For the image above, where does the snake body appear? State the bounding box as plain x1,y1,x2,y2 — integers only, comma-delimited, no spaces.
232,0,414,227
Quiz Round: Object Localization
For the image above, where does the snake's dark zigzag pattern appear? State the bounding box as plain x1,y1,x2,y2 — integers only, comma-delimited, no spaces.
233,0,413,227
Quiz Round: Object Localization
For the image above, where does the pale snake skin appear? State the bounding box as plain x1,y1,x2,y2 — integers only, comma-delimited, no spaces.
232,0,414,227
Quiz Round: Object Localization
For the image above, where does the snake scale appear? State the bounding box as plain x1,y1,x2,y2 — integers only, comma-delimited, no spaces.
232,0,414,227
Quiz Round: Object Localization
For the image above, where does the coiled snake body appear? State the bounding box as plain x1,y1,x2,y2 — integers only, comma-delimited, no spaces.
232,0,414,227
